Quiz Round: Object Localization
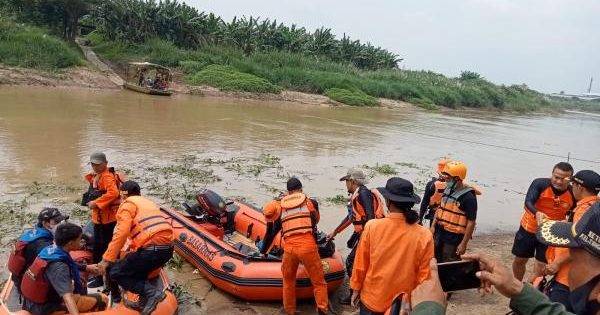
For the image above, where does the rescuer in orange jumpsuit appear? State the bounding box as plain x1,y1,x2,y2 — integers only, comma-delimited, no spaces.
260,177,328,315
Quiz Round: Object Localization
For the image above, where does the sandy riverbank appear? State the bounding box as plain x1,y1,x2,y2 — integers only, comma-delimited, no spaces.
0,62,416,110
169,232,519,315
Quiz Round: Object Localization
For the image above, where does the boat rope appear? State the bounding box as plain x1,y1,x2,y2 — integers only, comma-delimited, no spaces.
397,129,600,164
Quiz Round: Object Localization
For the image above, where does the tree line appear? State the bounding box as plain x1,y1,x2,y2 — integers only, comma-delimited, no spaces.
0,0,401,70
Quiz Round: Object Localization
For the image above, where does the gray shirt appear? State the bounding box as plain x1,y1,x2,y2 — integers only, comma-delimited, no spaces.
23,261,73,315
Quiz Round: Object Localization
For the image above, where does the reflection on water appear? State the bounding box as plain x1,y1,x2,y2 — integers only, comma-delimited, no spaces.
0,86,599,235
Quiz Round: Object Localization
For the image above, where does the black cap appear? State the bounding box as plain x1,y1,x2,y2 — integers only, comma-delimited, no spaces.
377,177,421,204
287,177,303,191
38,207,68,224
570,170,600,193
537,201,600,258
120,180,141,195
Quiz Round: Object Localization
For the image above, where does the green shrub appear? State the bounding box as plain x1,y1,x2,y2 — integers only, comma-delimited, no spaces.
86,31,105,46
188,65,282,94
325,88,379,106
408,97,438,110
179,60,208,74
87,37,574,112
145,38,188,67
0,20,82,69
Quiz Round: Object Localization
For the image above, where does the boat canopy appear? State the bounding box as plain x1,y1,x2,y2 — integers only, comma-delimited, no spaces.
127,62,171,72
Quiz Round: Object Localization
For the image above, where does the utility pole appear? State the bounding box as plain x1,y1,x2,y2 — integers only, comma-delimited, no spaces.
588,77,593,94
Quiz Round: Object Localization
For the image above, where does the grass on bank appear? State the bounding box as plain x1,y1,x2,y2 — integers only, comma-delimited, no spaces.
0,19,82,69
83,33,593,111
549,97,600,113
188,64,282,94
325,88,378,106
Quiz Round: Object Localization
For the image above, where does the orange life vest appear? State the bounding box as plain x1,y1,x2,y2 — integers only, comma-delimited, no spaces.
279,193,317,239
435,186,474,234
84,167,126,224
520,186,574,233
123,196,173,251
429,180,447,208
350,188,385,233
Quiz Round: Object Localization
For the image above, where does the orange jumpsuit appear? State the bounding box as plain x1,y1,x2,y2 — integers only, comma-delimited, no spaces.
84,167,120,224
350,213,434,312
263,194,328,314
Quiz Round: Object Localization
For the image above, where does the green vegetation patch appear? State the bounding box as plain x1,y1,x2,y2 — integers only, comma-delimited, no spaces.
0,19,82,69
167,253,185,270
86,35,578,112
188,65,282,94
364,163,398,175
326,194,349,205
325,88,379,106
179,60,208,74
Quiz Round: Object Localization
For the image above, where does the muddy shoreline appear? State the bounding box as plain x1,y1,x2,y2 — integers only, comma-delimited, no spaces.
0,174,522,315
168,232,519,315
0,158,524,315
1,60,571,115
0,218,519,315
0,63,452,110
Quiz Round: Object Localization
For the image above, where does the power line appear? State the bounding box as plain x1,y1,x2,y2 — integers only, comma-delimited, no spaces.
399,129,600,164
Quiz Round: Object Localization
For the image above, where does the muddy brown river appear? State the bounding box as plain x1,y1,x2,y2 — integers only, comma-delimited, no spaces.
1,86,599,314
1,86,599,234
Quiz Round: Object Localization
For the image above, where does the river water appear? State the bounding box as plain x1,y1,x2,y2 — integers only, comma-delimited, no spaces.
1,86,599,238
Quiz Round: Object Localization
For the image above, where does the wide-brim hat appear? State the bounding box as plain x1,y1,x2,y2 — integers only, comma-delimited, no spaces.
377,177,421,204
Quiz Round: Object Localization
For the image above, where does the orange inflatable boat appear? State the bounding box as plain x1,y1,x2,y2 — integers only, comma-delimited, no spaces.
1,251,178,315
161,189,345,301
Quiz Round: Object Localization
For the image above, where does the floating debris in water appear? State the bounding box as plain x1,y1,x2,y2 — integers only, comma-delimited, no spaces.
326,194,348,205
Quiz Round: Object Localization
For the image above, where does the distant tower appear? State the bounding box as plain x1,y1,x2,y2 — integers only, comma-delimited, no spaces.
588,77,593,93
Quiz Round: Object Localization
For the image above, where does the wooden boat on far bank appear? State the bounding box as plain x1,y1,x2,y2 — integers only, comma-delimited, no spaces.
124,62,174,96
123,82,173,96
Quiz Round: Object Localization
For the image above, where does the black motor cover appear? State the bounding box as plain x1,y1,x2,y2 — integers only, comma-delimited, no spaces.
196,189,226,217
315,231,335,258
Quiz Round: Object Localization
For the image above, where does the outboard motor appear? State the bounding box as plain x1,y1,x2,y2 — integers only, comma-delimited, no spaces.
315,231,335,258
197,189,227,217
191,189,228,226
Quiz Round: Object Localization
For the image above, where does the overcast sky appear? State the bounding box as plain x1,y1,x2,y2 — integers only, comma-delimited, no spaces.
190,0,599,94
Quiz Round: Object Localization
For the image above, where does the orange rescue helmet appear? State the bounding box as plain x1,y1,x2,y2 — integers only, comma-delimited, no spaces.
443,161,467,180
436,159,452,175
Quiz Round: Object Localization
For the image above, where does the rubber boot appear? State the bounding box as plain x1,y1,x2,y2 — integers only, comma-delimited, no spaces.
338,289,352,305
140,280,166,315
